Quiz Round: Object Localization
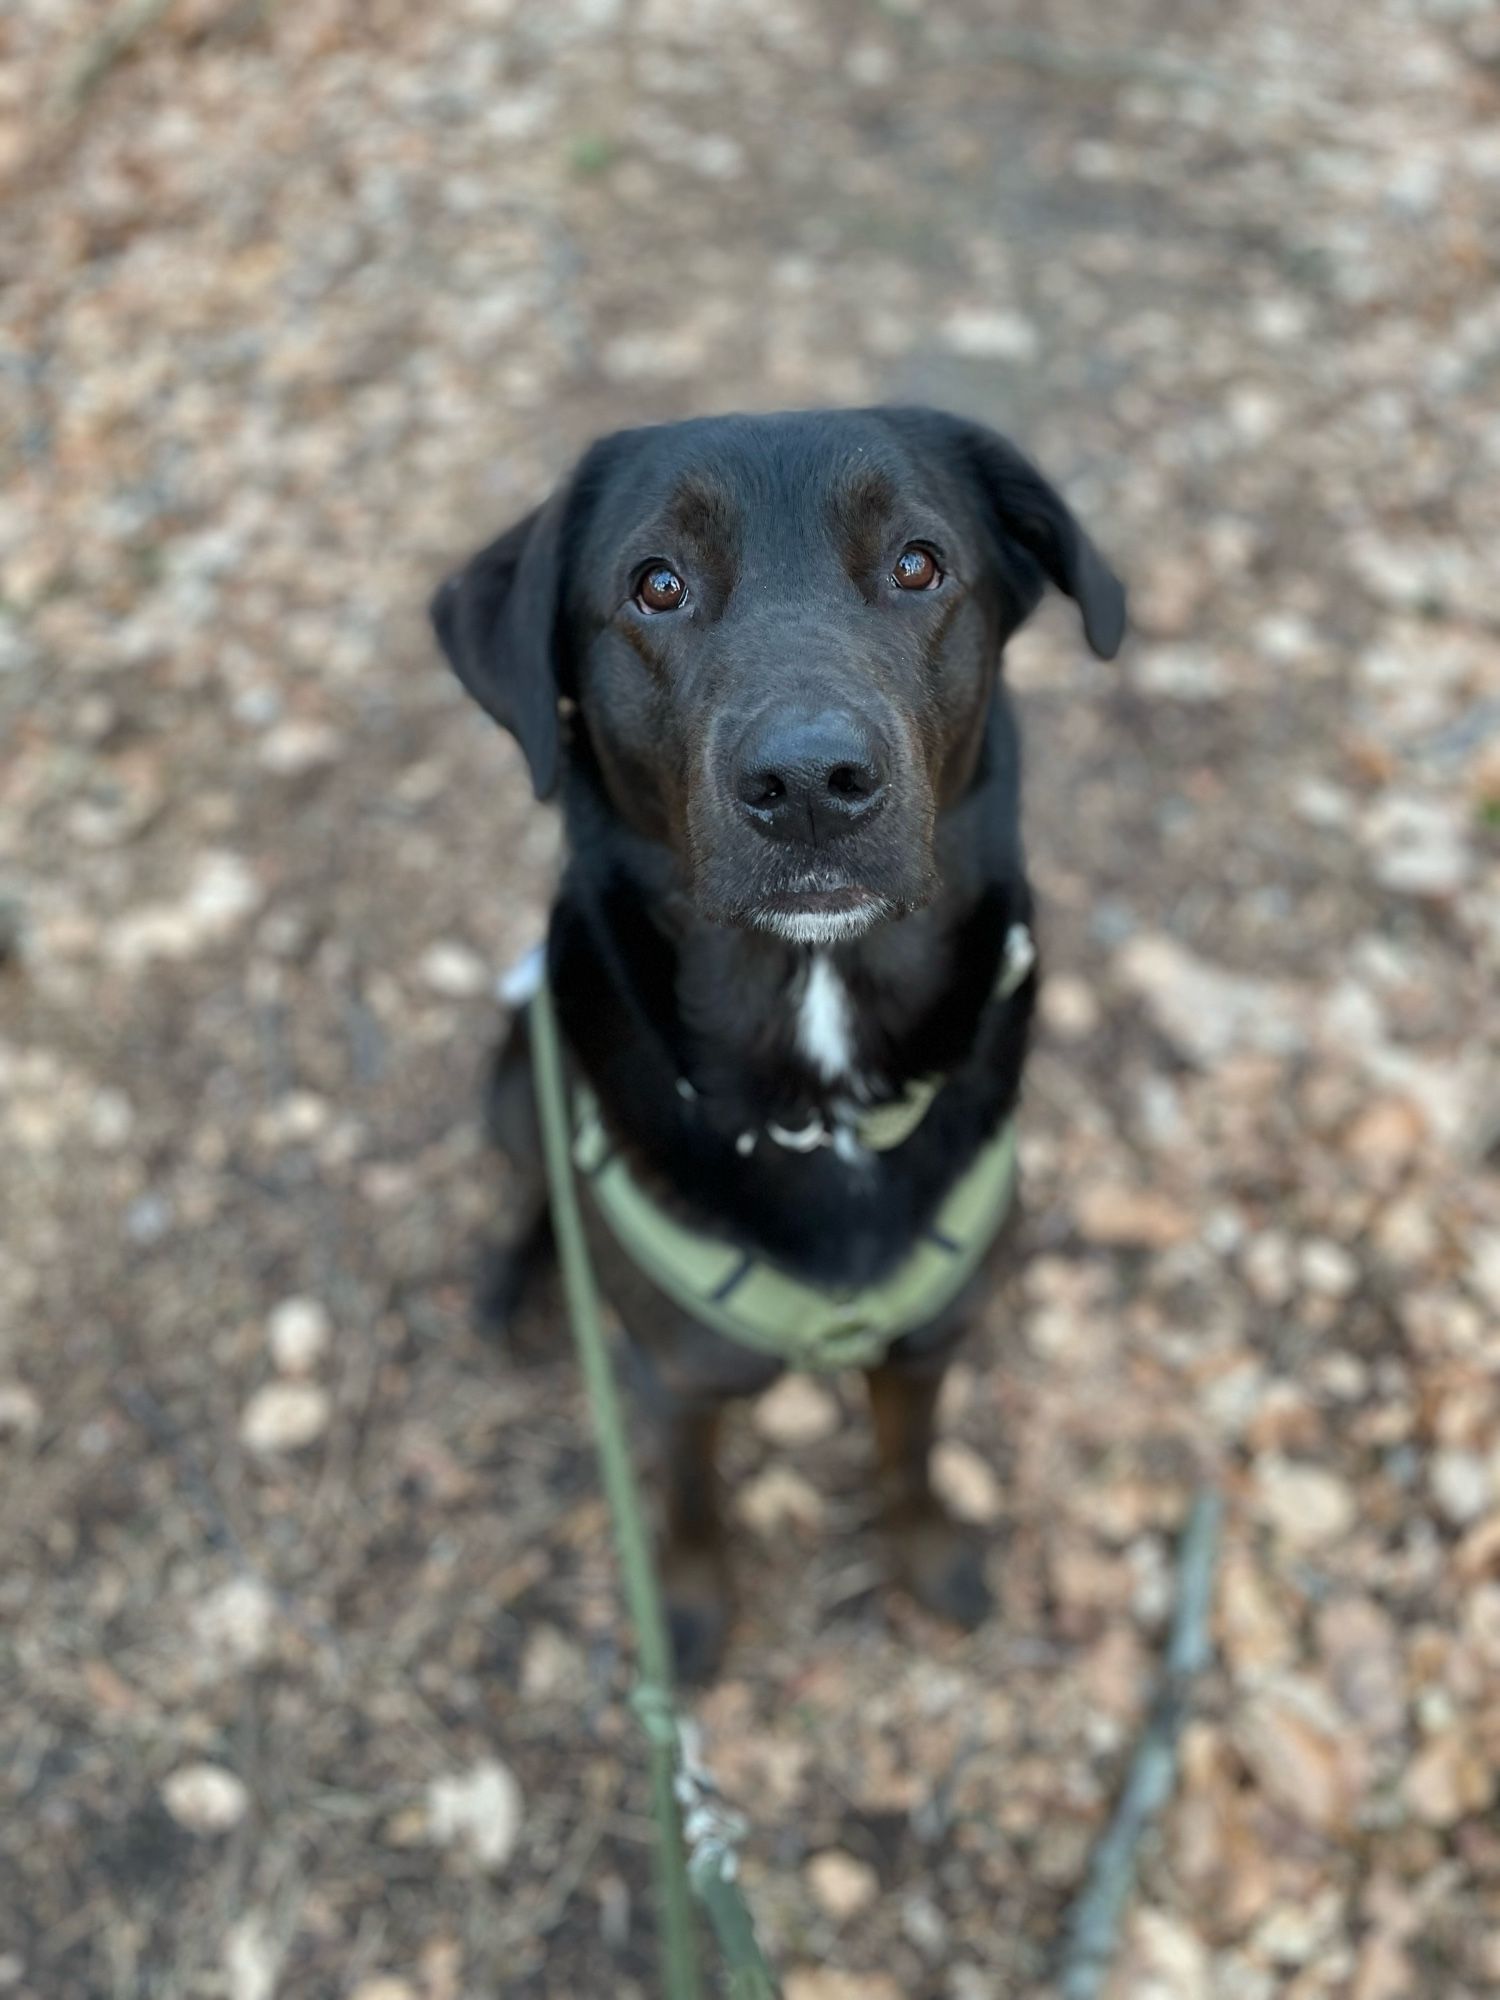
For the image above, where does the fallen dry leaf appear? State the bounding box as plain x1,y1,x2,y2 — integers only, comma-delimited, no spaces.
1117,1905,1211,2000
1235,1679,1369,1835
1218,1548,1297,1677
785,1973,902,2000
1402,1731,1497,1828
1316,1596,1406,1740
1350,1933,1415,2000
1254,1458,1357,1549
1074,1182,1195,1249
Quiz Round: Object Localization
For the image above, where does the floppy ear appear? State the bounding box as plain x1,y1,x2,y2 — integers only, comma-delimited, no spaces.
886,409,1127,660
430,481,575,799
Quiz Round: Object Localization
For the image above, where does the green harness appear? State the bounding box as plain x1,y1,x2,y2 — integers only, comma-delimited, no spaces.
533,926,1032,1374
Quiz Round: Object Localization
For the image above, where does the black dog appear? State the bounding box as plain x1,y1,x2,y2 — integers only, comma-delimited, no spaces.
433,407,1124,1678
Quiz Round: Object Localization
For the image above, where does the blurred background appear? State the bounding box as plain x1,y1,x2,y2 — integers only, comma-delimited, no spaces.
3,2,1500,1995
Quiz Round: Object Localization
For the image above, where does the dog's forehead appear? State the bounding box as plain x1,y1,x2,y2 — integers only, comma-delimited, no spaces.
589,412,939,559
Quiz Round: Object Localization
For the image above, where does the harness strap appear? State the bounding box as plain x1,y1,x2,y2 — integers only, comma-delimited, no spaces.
533,917,1032,1371
573,1086,1018,1370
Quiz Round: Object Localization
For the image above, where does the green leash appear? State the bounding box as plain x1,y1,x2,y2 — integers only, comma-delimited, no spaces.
529,973,779,2000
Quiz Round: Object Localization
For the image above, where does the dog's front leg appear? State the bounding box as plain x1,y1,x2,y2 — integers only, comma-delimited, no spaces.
631,1325,781,1683
474,1010,553,1343
656,1394,734,1684
867,1344,993,1631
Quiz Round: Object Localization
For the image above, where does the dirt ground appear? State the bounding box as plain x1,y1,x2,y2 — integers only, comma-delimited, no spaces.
3,2,1500,1995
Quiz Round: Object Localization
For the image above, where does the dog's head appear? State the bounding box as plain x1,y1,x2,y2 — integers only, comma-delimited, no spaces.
433,408,1124,944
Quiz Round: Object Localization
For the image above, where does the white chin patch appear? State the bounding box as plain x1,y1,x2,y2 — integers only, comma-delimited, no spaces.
752,901,888,946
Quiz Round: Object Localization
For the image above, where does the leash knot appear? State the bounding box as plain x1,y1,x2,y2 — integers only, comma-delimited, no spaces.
631,1679,681,1750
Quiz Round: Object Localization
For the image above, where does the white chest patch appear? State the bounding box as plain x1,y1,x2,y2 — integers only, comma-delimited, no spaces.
796,952,856,1083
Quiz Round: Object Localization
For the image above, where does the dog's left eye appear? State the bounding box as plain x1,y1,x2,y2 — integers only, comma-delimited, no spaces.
634,564,688,613
891,545,942,591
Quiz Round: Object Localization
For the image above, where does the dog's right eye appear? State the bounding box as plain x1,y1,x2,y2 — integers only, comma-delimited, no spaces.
634,565,687,613
891,545,942,591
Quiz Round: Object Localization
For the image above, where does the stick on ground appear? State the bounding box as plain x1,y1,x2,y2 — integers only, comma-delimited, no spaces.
1056,1488,1225,2000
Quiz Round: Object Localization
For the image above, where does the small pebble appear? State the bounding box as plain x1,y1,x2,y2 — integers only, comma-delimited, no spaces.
162,1763,250,1835
192,1576,277,1672
1039,974,1101,1042
426,1759,523,1872
806,1849,879,1922
939,307,1039,361
239,1382,332,1454
267,1296,331,1376
1430,1450,1492,1527
0,1384,43,1442
257,720,343,775
418,941,490,998
734,1464,826,1535
931,1441,1004,1525
1242,1231,1295,1307
753,1376,840,1448
1299,1238,1359,1300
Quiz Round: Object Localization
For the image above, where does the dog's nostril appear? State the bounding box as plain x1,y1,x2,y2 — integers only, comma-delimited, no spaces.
745,770,786,809
826,763,872,801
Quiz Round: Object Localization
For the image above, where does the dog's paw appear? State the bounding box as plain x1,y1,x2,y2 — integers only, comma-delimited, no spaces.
661,1545,733,1685
474,1243,528,1336
473,1231,554,1358
888,1511,993,1631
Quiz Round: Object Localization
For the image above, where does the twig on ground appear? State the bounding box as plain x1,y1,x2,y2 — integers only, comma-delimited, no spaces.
1056,1488,1225,2000
979,30,1230,93
54,0,178,115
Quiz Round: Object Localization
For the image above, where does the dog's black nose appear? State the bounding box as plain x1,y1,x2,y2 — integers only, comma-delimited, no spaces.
732,710,888,845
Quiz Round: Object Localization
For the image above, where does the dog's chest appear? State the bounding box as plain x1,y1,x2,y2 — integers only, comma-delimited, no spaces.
794,954,858,1086
677,930,950,1164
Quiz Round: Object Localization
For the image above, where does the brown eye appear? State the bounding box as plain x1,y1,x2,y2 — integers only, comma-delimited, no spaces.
634,564,687,613
892,545,941,591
